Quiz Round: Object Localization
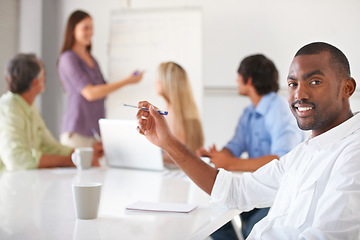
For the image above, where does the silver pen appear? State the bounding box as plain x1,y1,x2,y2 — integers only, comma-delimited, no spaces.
122,103,168,115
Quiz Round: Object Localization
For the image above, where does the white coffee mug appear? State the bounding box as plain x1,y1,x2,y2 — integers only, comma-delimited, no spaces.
72,147,93,170
72,183,102,219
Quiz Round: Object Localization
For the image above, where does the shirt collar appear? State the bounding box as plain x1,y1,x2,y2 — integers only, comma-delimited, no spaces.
309,112,360,150
8,92,33,115
253,92,277,116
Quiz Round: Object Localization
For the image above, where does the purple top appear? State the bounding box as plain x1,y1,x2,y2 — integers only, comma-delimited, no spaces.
58,50,105,137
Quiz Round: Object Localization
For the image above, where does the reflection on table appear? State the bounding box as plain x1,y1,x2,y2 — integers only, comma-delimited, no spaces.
0,167,240,240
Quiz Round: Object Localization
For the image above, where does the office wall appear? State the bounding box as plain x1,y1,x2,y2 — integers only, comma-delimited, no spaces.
0,0,19,95
106,8,202,119
23,0,360,147
18,0,43,109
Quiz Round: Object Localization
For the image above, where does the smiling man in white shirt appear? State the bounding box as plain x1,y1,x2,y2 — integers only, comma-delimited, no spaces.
136,42,360,239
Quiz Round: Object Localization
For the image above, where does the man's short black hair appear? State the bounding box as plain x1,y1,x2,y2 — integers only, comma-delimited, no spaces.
5,53,41,94
295,42,351,79
238,54,279,95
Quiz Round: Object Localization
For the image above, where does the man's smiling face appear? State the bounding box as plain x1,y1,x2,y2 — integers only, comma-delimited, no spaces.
287,52,346,137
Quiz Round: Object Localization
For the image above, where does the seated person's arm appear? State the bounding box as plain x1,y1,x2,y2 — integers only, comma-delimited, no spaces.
205,110,278,172
38,154,73,168
159,134,218,195
199,146,278,172
38,142,103,168
39,117,103,167
162,151,173,164
213,149,278,172
162,127,187,164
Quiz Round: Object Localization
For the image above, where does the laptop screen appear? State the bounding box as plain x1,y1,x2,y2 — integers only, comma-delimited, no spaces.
99,119,164,171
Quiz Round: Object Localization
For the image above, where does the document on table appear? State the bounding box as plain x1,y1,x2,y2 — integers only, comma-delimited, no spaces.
125,201,198,213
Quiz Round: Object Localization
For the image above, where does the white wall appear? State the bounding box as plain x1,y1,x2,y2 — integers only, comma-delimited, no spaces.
0,0,19,95
18,0,42,55
18,0,43,109
20,0,360,147
202,0,360,89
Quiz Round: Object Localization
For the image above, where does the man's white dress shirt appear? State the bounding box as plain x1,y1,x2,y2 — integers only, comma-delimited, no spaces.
211,112,360,239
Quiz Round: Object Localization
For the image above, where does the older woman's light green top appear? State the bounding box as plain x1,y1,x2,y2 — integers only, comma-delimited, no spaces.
0,92,72,171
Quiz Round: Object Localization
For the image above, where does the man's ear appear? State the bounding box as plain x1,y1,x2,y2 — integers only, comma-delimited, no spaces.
30,78,40,92
246,77,253,86
343,77,356,99
5,75,11,91
31,78,40,87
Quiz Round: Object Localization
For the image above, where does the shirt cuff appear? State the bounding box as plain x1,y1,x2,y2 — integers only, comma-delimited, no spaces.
210,168,233,205
31,148,43,167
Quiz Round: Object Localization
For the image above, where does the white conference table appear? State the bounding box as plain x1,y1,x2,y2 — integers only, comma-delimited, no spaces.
0,167,240,240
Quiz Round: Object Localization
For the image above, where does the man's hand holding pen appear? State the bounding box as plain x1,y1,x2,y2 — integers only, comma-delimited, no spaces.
136,101,173,150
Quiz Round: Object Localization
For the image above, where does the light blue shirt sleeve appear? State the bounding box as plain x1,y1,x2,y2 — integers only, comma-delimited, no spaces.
224,107,250,157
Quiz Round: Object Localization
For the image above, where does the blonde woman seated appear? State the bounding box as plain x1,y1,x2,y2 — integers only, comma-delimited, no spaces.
155,62,204,165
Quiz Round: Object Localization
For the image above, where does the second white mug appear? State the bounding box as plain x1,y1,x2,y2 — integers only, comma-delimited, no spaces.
72,147,93,170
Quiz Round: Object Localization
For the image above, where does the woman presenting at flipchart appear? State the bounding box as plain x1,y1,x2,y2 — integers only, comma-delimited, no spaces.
58,10,143,148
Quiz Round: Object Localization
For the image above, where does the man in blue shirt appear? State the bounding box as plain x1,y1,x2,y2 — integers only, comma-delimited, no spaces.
198,54,304,239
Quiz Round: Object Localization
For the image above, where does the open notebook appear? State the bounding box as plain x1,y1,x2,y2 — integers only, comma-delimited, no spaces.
125,201,198,213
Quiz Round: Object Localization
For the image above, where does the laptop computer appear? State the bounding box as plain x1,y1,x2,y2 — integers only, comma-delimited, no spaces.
99,119,164,171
